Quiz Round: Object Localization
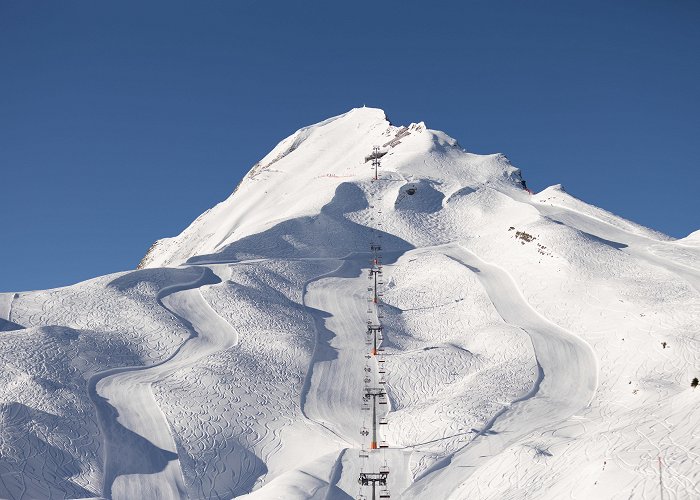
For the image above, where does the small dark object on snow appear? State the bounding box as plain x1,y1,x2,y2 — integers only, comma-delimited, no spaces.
692,377,699,389
514,230,536,243
662,341,668,349
406,187,416,195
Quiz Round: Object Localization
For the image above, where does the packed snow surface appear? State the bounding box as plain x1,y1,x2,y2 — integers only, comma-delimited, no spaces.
1,107,698,499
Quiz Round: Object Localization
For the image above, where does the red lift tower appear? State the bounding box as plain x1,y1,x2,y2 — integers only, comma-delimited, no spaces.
367,323,383,356
368,266,383,304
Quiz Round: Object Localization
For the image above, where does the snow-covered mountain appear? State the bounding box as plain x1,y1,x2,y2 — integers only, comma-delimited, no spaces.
1,107,698,500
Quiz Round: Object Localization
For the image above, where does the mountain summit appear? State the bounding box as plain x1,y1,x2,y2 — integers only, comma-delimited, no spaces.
1,108,698,499
139,107,527,268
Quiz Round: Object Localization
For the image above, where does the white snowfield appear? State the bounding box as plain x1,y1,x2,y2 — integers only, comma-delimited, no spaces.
1,107,698,499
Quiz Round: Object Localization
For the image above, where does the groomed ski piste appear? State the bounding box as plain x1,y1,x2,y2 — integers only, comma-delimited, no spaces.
1,107,698,499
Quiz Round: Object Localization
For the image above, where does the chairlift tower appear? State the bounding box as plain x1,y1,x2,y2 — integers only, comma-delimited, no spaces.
368,267,383,304
367,323,383,356
363,387,388,449
358,468,390,499
370,146,381,181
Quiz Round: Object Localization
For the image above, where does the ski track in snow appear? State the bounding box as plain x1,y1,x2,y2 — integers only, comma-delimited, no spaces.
289,253,421,499
88,266,238,499
302,256,381,445
401,243,598,499
86,255,370,499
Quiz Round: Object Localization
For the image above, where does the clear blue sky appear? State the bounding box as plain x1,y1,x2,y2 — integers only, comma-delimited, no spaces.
1,1,698,292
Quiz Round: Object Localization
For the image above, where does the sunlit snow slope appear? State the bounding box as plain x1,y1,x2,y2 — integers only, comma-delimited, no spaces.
1,107,698,500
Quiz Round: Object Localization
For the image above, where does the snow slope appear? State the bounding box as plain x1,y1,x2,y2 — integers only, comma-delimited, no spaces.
1,107,698,499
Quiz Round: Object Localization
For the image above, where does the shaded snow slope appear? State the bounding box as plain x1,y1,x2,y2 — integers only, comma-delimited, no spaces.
1,108,698,499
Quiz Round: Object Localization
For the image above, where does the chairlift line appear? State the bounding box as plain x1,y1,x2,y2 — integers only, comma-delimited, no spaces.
357,151,392,498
